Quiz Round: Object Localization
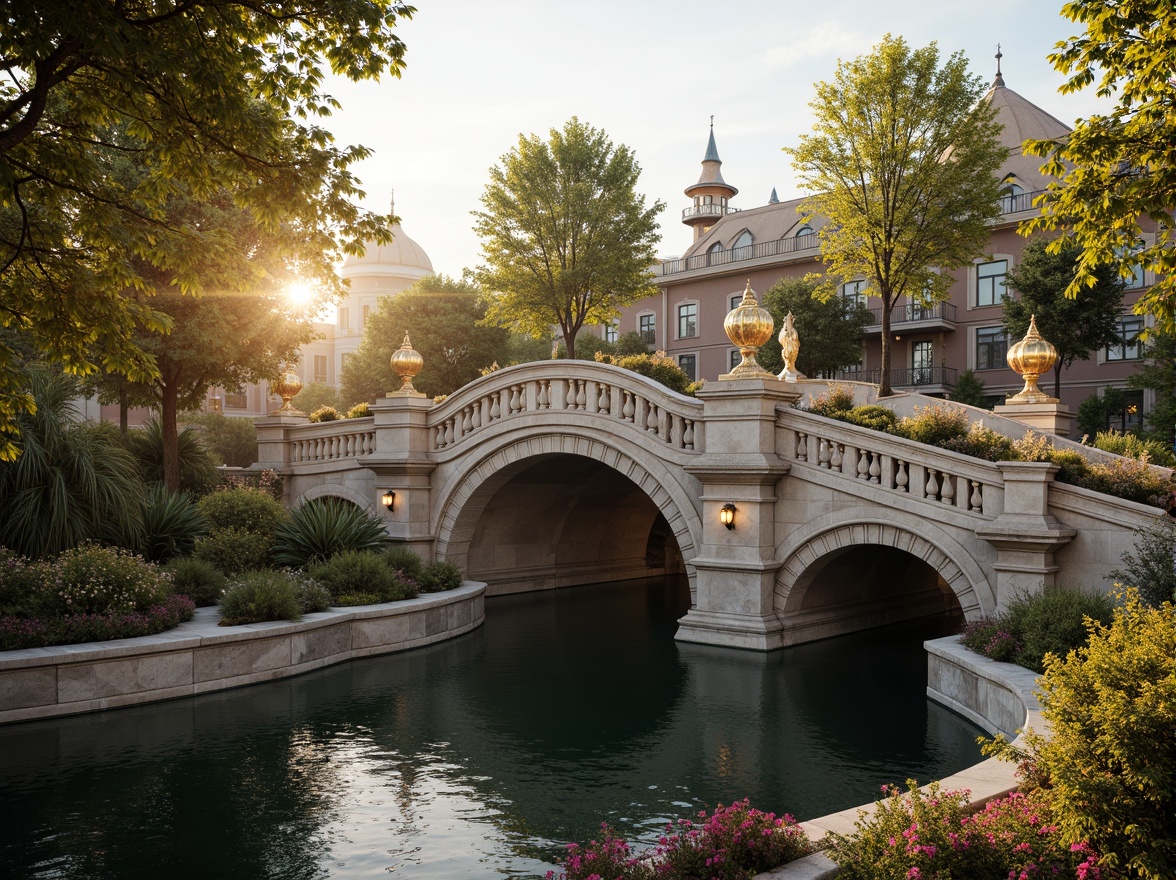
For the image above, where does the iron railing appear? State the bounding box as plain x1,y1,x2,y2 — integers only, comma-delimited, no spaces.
833,366,958,388
864,301,958,326
681,204,740,221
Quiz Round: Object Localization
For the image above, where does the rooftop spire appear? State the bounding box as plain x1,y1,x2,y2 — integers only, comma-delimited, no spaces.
993,44,1005,88
703,115,721,163
768,187,779,205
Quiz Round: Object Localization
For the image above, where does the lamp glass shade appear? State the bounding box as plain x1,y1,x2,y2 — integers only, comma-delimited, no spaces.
381,491,396,510
719,503,736,529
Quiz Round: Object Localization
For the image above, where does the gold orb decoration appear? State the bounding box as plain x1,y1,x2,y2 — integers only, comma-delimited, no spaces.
389,333,426,397
722,280,776,380
778,312,800,383
271,366,304,415
1005,315,1059,404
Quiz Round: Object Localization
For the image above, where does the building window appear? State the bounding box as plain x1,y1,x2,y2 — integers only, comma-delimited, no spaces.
912,340,933,384
225,391,247,409
338,307,350,330
999,177,1025,212
677,303,698,339
732,230,753,251
639,313,656,345
730,293,742,312
1119,244,1146,290
313,355,328,384
976,260,1008,307
1106,315,1144,361
678,354,697,381
841,280,868,308
730,349,742,372
361,304,370,327
796,225,813,238
604,321,618,344
976,326,1008,370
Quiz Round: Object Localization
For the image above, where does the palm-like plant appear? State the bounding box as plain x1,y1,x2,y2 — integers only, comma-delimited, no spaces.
272,498,387,568
124,417,220,494
0,368,145,557
138,485,209,563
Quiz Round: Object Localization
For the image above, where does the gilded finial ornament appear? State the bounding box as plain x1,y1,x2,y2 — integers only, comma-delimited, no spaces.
1005,315,1058,404
388,333,426,398
778,312,800,383
271,366,304,415
721,281,776,380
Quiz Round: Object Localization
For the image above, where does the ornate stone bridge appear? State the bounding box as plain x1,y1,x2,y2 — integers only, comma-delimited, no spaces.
256,360,1164,651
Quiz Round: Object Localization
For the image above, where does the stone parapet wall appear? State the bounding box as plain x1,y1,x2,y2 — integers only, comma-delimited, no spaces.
0,584,485,725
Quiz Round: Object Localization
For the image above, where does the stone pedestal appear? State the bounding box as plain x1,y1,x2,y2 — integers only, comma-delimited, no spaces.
362,396,438,560
675,378,800,650
254,413,309,472
993,401,1076,437
975,461,1075,609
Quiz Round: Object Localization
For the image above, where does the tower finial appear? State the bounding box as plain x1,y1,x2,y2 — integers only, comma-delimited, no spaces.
390,188,396,219
710,114,714,129
993,44,1005,87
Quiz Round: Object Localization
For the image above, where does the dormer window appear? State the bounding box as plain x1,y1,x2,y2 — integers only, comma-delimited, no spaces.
707,242,724,256
732,230,753,250
999,177,1025,212
796,225,814,238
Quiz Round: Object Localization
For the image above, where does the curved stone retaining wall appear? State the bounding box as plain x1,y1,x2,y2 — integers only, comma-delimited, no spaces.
0,583,485,725
757,635,1039,879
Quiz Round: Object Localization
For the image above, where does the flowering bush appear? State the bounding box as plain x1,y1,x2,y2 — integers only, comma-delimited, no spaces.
219,570,305,626
345,401,371,419
219,467,284,500
0,595,194,650
961,618,1020,663
550,825,655,880
308,405,341,423
420,560,463,593
893,403,970,447
42,544,172,616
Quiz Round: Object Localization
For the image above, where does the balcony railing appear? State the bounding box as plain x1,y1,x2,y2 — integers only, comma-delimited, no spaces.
681,204,740,221
833,366,958,389
863,301,958,326
659,190,1047,278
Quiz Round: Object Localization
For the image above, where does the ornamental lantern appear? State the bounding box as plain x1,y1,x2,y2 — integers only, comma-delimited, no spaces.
389,333,426,397
1005,315,1058,404
722,280,776,379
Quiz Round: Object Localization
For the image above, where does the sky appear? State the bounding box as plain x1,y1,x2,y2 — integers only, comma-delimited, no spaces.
319,0,1110,277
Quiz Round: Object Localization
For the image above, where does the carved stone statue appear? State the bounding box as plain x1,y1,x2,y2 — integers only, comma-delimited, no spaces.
778,312,799,383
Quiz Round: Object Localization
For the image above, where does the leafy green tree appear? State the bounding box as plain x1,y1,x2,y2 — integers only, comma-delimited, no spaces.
1002,238,1125,399
1020,1,1176,332
0,1,413,460
756,277,870,377
473,118,664,360
291,382,343,418
1077,387,1127,439
1129,328,1176,449
181,412,259,468
786,35,1007,396
949,369,990,408
342,275,511,402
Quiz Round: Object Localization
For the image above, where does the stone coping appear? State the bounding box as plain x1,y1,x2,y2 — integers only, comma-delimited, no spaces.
756,635,1039,879
0,583,486,725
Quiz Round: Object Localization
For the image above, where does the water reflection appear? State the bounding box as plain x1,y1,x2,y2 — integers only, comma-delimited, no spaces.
0,578,981,879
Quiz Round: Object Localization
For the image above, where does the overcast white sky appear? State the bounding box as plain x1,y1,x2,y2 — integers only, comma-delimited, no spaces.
321,1,1109,276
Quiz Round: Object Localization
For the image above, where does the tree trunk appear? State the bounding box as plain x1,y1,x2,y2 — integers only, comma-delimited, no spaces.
118,387,128,434
1054,363,1062,400
161,384,181,493
878,299,894,397
563,327,576,360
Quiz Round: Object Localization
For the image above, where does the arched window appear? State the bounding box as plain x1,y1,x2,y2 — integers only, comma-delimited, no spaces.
706,240,724,266
732,230,753,251
796,224,814,239
999,177,1025,212
707,241,724,256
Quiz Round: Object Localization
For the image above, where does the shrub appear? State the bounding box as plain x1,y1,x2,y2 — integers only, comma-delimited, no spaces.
942,422,1016,462
1031,590,1176,880
181,411,258,467
419,560,462,593
345,401,371,419
1076,456,1171,507
1004,586,1114,674
271,498,387,568
839,404,898,432
806,384,855,417
308,550,416,604
192,527,273,576
382,546,424,582
893,402,969,446
1110,517,1176,607
948,368,989,408
307,405,342,423
164,557,228,607
593,350,694,395
291,381,341,416
196,487,287,534
557,825,655,880
219,570,303,626
220,468,284,500
0,549,47,616
288,572,332,614
1092,429,1176,468
961,617,1020,663
124,418,219,495
42,544,172,616
0,595,195,651
137,486,208,563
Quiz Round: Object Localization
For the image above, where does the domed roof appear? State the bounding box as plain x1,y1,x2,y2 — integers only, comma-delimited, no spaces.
343,222,434,273
982,61,1073,192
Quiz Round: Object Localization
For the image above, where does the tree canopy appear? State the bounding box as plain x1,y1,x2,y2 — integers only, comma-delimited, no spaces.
341,275,511,403
0,1,414,460
1002,238,1125,399
786,35,1007,396
756,277,871,378
473,118,664,360
1129,328,1176,449
1020,1,1176,332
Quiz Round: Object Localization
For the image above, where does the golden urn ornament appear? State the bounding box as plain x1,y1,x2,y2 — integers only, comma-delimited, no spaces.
1005,315,1059,404
389,333,426,397
777,311,800,383
271,366,304,415
722,280,776,380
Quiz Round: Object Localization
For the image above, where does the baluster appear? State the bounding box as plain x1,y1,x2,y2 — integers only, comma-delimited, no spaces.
597,383,610,414
940,472,955,504
623,391,635,422
857,448,870,480
435,424,446,449
646,401,659,434
510,385,521,414
925,468,939,500
795,432,807,461
445,419,455,446
869,452,881,483
461,407,472,436
683,419,694,450
576,380,586,409
818,438,831,468
490,391,501,421
830,442,843,472
895,460,909,492
472,401,482,430
970,481,984,512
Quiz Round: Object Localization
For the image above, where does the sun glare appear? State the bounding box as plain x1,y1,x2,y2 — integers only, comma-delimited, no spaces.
285,281,316,307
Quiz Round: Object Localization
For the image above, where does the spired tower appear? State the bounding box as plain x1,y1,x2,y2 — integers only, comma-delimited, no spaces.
682,119,739,243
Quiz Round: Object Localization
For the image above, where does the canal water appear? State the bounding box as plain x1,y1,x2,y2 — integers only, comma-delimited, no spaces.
0,578,983,879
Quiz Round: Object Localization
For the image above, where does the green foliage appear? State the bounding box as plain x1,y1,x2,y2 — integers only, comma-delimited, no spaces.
838,405,897,433
308,550,418,604
0,549,45,617
827,783,1099,880
786,35,1007,395
1003,237,1125,398
806,385,856,417
1021,3,1176,332
342,274,512,402
218,570,303,626
42,545,172,616
1110,518,1176,608
291,382,342,418
196,488,287,535
758,277,870,377
0,368,145,558
1031,590,1176,879
192,528,274,576
0,594,194,651
272,498,387,568
181,412,258,468
948,369,989,408
0,0,412,461
1129,328,1176,449
420,561,463,593
942,422,1017,462
137,486,209,564
382,546,424,582
614,331,651,356
308,405,342,423
1092,429,1176,468
345,402,370,419
164,557,228,608
1077,455,1173,507
474,118,664,360
1077,386,1126,440
892,403,970,447
593,351,694,395
289,573,332,615
124,418,220,495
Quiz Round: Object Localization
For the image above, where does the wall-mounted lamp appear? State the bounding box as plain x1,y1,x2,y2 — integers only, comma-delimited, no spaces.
381,490,396,512
719,502,737,530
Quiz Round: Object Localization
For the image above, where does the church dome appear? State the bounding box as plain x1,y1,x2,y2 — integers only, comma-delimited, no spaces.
342,222,434,274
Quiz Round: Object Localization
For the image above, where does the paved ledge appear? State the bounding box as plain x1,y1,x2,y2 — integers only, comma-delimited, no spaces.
0,583,486,725
757,635,1038,879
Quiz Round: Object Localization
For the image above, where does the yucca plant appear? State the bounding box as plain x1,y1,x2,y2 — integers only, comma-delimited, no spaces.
124,417,220,494
272,498,387,568
138,485,209,563
0,368,145,558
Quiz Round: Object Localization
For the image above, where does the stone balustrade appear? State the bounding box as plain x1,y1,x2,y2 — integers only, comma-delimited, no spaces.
287,418,376,465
